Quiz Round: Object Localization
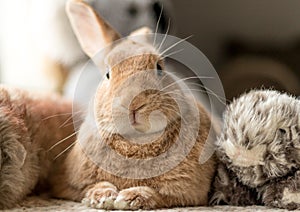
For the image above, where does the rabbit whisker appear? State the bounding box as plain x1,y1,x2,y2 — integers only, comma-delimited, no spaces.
171,88,227,106
162,90,187,100
162,91,186,100
162,94,187,103
158,71,171,83
59,116,74,128
159,35,193,56
60,118,83,128
158,18,171,53
161,48,184,60
47,131,77,152
185,82,229,103
163,97,188,107
42,112,73,121
58,109,84,128
153,4,164,46
54,142,76,161
160,104,188,124
148,99,188,124
161,76,214,92
163,85,227,106
179,81,221,95
187,83,228,104
167,108,188,124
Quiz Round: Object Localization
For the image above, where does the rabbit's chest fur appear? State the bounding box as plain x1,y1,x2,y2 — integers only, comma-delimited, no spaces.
51,104,216,206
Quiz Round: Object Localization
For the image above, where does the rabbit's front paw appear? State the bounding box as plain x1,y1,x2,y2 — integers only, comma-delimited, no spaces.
114,186,161,210
82,182,118,209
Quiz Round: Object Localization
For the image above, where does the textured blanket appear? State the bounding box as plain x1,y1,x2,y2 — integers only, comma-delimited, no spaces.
7,197,287,212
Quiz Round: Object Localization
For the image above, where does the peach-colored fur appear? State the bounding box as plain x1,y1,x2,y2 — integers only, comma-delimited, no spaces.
47,0,217,209
0,86,75,209
50,103,215,209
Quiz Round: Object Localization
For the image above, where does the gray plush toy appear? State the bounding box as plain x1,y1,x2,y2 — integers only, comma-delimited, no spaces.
210,90,300,210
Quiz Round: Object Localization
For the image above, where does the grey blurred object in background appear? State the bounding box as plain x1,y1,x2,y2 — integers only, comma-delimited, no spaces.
220,40,300,99
220,56,300,100
91,0,173,36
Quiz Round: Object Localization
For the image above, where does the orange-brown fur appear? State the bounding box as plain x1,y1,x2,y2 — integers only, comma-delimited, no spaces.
0,86,75,209
47,0,217,209
42,55,70,94
49,53,216,209
50,103,215,208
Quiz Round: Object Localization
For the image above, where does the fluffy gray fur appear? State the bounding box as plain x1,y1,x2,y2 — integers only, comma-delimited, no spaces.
210,90,300,210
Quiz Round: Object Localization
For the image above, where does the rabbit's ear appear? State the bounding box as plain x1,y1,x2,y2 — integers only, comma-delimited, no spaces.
129,27,153,37
66,0,120,58
129,27,152,44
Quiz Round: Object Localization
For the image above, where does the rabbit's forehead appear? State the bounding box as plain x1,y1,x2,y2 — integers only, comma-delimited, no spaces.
105,40,158,67
110,55,158,78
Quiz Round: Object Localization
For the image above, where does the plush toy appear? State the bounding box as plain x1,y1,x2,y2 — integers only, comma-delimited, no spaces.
210,90,300,210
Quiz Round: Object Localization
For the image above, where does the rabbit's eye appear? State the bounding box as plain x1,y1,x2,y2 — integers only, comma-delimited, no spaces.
157,63,163,70
106,72,110,79
156,63,163,77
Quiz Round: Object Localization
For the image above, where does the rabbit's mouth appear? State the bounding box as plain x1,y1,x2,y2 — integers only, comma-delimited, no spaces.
129,111,167,134
130,117,142,127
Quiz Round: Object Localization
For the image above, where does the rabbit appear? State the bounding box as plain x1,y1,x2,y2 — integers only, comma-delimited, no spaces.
210,89,300,210
48,0,217,210
0,86,75,209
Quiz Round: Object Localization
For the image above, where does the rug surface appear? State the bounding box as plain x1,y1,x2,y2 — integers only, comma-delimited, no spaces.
5,197,288,212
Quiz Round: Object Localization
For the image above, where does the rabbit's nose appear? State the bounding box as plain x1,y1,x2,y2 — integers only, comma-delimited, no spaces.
129,110,138,125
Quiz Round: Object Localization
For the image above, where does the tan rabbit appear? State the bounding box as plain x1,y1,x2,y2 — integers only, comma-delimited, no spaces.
49,0,217,210
0,86,75,209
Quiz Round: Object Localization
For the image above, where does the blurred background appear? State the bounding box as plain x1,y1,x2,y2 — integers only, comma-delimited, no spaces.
0,0,300,101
